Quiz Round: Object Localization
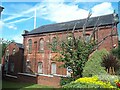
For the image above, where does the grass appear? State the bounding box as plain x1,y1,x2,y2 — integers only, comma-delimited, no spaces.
2,80,53,89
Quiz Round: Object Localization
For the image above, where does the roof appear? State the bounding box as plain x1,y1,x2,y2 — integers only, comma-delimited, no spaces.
16,43,24,49
23,14,117,36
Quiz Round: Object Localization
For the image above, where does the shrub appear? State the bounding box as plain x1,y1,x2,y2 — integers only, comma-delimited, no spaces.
98,74,120,87
102,54,120,74
63,76,115,88
60,77,75,86
82,49,108,77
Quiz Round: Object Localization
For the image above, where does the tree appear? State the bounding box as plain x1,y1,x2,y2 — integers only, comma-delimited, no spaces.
51,34,95,78
0,38,13,63
112,41,120,60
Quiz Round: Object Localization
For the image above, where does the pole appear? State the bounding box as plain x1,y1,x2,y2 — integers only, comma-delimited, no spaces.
34,8,36,29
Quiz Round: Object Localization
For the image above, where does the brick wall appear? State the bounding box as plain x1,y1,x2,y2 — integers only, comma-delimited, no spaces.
23,25,118,76
37,75,61,87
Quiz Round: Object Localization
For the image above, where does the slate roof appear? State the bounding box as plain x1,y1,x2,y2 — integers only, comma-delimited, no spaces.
23,14,116,36
16,43,24,49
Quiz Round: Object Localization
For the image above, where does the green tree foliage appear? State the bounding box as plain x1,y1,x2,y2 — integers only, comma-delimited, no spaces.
51,34,95,78
112,41,120,59
82,49,108,77
0,38,13,63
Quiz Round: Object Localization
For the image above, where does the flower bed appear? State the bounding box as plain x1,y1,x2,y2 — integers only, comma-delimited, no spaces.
63,76,120,88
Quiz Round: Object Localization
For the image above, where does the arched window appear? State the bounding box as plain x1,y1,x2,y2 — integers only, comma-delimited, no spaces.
12,48,16,55
39,38,44,52
28,39,32,53
52,37,57,52
38,62,42,73
51,63,56,74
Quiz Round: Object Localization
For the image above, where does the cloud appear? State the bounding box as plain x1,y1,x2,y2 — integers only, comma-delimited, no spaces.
12,34,23,43
7,24,17,30
34,1,114,23
91,2,114,17
6,16,34,24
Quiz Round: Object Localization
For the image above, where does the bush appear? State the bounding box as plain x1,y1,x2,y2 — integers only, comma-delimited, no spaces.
102,54,120,74
82,49,108,77
98,74,120,87
63,76,115,88
60,77,75,86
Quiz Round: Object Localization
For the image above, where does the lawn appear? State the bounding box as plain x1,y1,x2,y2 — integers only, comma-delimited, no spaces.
2,80,53,89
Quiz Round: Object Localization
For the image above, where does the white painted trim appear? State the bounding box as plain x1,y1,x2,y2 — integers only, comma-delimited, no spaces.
38,74,53,77
53,74,67,77
38,73,68,77
18,73,37,77
6,74,17,78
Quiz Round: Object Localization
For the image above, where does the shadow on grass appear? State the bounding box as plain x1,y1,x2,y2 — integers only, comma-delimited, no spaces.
2,80,53,89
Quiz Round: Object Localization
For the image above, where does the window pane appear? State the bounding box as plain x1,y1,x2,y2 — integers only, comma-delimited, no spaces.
40,39,44,51
51,63,56,74
38,62,42,73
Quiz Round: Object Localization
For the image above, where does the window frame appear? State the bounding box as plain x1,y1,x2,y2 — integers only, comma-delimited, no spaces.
38,62,43,74
51,63,56,74
39,38,44,52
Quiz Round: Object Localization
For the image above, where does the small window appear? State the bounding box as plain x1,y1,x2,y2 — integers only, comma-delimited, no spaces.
51,63,56,74
12,48,16,55
10,62,14,72
39,38,44,52
6,49,9,56
28,39,32,53
38,62,42,73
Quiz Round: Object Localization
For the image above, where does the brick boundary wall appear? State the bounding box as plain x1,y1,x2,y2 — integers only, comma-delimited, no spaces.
37,75,61,87
17,73,37,83
3,73,62,87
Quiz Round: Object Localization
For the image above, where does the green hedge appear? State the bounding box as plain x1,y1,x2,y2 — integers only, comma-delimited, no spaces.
82,49,108,77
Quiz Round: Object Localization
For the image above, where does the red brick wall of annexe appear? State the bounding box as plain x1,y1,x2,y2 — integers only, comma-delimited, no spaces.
2,43,24,76
23,25,118,75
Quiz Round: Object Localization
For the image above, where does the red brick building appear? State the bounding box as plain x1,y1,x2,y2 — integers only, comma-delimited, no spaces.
2,14,119,87
22,14,119,76
2,42,24,77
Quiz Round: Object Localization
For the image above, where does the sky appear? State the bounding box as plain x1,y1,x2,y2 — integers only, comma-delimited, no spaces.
0,0,120,43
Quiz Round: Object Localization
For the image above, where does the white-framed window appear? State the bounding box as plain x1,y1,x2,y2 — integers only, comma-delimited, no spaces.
51,63,56,74
12,48,16,55
10,62,14,72
38,62,42,73
39,38,44,51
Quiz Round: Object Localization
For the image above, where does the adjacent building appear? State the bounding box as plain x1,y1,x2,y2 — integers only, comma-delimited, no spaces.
2,42,24,76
